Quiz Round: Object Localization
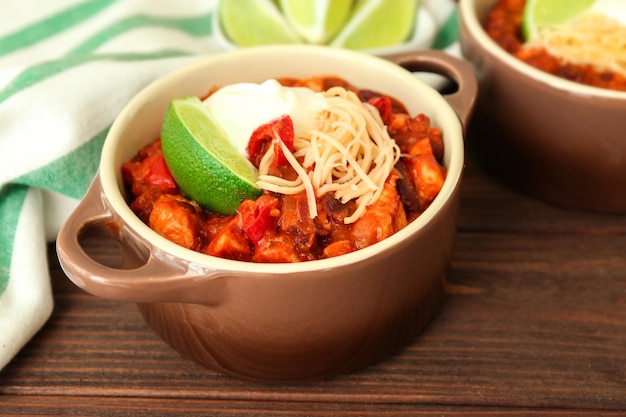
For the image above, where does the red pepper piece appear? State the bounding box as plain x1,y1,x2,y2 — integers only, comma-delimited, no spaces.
247,114,295,168
242,196,279,244
145,153,177,190
122,151,177,193
367,96,393,126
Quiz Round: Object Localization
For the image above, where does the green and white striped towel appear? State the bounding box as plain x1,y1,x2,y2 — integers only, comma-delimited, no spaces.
0,0,459,370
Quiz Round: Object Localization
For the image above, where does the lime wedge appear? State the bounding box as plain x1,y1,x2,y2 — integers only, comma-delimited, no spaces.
161,96,261,215
330,0,419,50
218,0,301,47
522,0,596,41
279,0,353,44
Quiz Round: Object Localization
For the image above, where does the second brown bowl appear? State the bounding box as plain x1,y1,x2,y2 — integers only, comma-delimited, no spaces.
460,0,626,212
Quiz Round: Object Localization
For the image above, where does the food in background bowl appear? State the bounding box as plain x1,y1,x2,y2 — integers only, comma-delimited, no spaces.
484,0,626,91
460,0,626,212
122,76,447,263
57,45,476,381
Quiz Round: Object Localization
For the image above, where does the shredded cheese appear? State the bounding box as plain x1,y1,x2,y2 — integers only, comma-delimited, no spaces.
527,12,626,76
255,86,401,224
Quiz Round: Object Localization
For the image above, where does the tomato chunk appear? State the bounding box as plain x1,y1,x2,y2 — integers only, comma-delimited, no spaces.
367,96,393,126
242,195,279,244
247,115,295,167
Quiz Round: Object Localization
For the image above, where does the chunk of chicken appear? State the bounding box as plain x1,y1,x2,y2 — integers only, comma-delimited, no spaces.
322,240,353,258
351,171,407,250
405,137,446,209
252,235,302,263
148,194,205,251
204,200,254,261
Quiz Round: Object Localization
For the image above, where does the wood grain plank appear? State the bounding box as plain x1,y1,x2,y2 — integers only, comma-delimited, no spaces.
3,395,625,417
1,154,625,414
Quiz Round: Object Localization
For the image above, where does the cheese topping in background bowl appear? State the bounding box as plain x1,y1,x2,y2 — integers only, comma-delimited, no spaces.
523,0,626,76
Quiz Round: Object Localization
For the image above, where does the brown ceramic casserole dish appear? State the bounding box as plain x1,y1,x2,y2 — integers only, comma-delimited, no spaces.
57,45,476,382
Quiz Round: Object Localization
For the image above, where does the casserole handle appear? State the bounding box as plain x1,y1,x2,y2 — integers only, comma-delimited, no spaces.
56,174,226,305
383,49,477,132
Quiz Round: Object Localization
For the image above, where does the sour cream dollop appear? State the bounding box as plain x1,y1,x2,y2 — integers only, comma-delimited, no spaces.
592,0,626,26
202,79,329,157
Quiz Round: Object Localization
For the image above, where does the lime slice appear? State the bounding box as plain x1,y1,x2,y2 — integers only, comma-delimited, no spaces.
218,0,301,47
279,0,353,44
161,96,261,215
522,0,596,41
330,0,419,50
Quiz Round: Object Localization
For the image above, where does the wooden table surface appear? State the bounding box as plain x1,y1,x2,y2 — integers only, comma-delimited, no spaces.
2,147,625,416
